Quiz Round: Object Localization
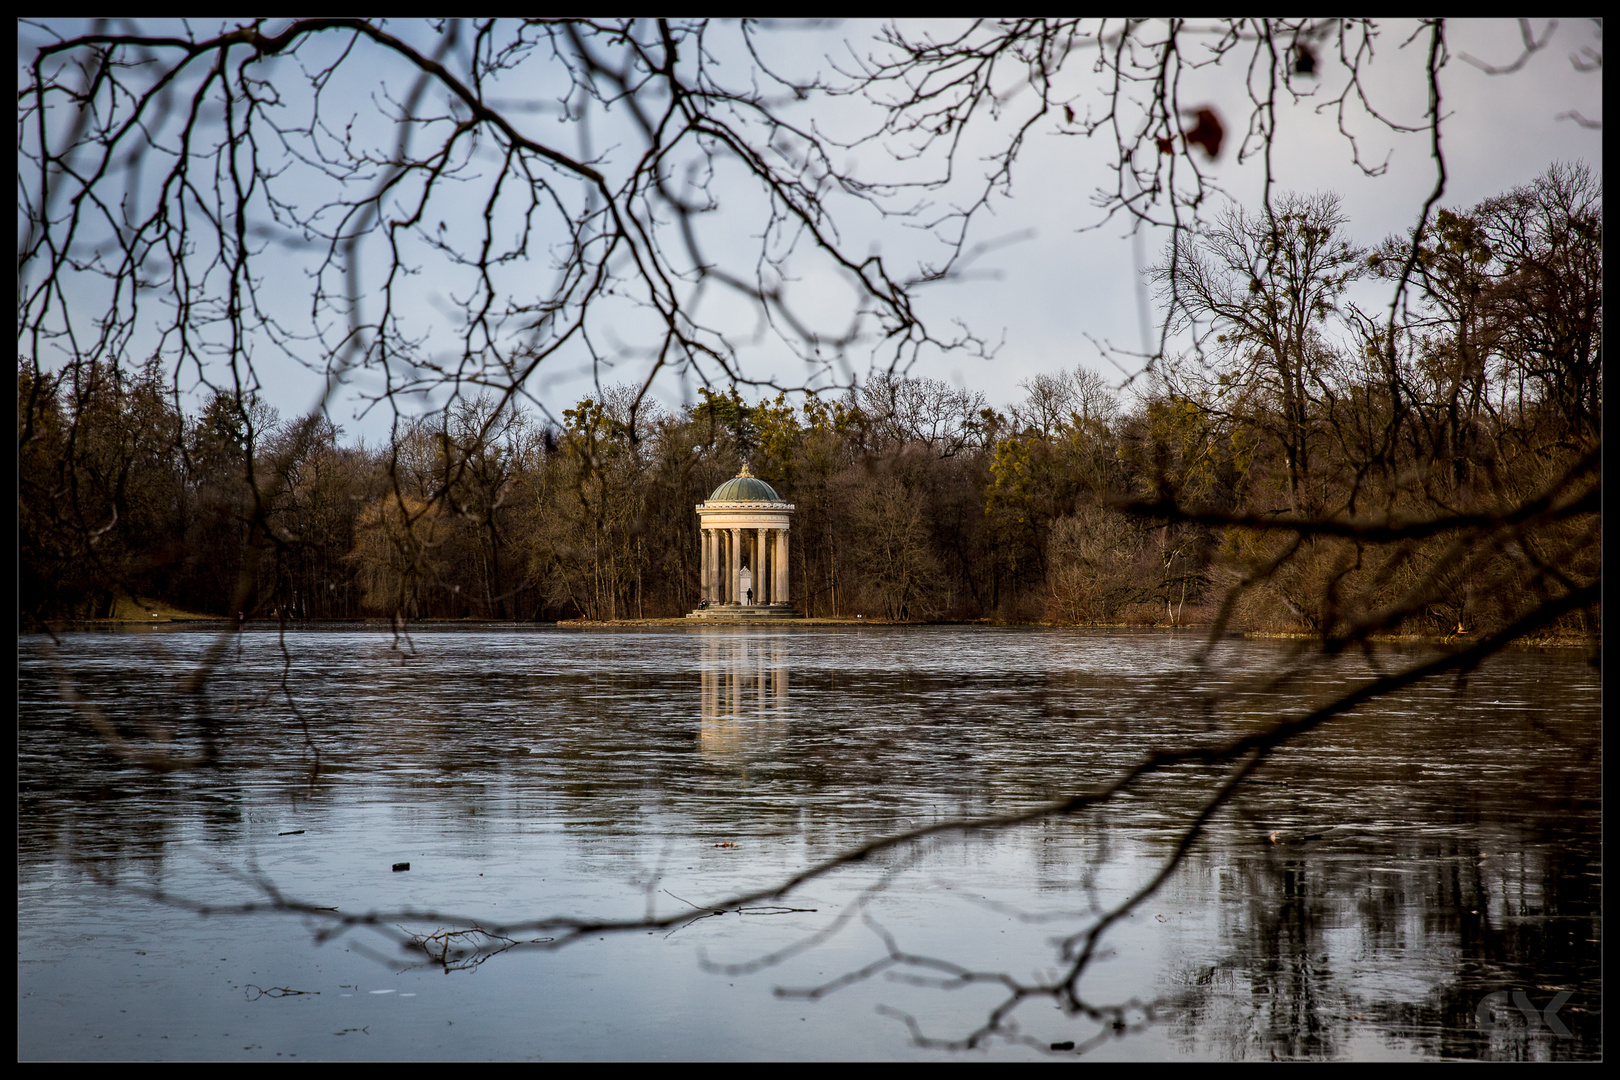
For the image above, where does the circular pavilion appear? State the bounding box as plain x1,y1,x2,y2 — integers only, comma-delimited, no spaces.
689,464,797,619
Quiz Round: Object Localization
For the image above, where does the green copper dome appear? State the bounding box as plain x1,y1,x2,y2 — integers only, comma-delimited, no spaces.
708,465,781,502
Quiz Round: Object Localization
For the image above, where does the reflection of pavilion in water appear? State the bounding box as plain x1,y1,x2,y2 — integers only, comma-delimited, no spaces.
698,632,789,761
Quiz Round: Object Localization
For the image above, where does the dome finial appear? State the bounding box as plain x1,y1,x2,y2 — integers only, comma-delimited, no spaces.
738,462,753,478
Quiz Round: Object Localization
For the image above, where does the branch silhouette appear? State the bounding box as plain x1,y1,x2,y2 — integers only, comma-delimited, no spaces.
19,19,1599,1057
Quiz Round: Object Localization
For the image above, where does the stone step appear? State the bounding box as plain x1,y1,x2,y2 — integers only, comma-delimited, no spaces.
686,605,801,620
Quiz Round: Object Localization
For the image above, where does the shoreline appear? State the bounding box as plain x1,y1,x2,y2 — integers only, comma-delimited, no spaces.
32,614,1596,648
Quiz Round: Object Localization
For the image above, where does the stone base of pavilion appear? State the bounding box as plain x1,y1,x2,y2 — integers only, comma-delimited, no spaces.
686,603,801,620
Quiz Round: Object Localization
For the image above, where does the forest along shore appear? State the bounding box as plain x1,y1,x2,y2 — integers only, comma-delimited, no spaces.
20,168,1599,648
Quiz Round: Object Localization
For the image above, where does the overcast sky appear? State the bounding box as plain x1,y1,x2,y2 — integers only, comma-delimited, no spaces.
830,18,1603,408
20,19,1602,440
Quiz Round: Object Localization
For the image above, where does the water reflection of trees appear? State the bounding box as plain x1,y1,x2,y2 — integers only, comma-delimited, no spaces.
1162,766,1599,1059
19,626,1598,1059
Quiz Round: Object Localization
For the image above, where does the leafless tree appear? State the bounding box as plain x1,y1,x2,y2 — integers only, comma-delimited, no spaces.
20,20,966,417
860,373,987,457
17,18,1599,1056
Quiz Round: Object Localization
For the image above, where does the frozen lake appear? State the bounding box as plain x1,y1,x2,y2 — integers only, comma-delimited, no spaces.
18,624,1601,1060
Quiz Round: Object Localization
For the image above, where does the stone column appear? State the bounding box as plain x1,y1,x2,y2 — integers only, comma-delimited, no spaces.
775,528,789,605
729,528,742,605
714,528,725,603
700,527,711,602
716,531,729,608
753,528,765,604
766,528,775,605
707,528,716,603
762,529,773,606
720,529,728,603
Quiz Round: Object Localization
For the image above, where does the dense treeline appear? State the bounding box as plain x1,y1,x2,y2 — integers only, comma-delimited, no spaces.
19,166,1599,636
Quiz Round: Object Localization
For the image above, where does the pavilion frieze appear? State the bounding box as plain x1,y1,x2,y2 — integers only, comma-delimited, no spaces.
694,500,795,512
